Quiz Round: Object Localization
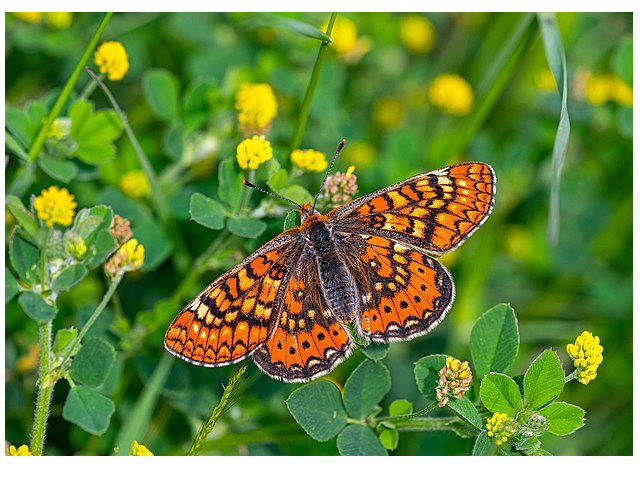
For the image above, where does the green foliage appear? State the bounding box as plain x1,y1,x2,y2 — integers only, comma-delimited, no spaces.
4,12,630,456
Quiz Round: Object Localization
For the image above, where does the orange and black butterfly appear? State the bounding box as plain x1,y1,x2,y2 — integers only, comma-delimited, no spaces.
165,141,496,382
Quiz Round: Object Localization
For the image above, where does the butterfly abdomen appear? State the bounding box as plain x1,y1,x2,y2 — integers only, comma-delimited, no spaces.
304,219,358,323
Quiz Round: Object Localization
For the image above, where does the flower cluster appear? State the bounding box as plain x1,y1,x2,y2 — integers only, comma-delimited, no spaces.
109,214,133,246
566,331,604,385
322,17,371,63
94,41,129,81
6,444,32,456
129,440,154,456
64,231,87,259
237,135,273,170
317,167,358,208
399,14,436,54
235,83,278,135
485,412,515,446
435,356,473,407
105,238,145,276
428,73,474,116
119,170,151,199
584,72,632,107
33,186,77,228
291,149,328,172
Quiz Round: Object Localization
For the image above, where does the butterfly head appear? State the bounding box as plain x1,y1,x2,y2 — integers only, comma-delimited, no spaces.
299,202,320,223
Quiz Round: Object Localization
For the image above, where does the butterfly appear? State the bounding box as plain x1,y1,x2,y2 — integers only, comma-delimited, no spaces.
165,142,496,383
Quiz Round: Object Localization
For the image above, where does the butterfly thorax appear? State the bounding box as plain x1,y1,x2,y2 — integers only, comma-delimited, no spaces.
302,217,358,324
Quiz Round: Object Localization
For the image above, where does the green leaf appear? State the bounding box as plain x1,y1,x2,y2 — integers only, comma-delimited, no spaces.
249,13,332,43
5,267,21,303
73,205,114,246
447,396,484,430
5,195,39,239
389,399,413,417
378,427,399,451
227,216,267,238
266,168,288,192
281,185,313,205
189,193,227,230
53,327,78,357
217,158,244,212
6,130,29,163
337,425,388,456
472,431,493,456
70,337,116,388
283,209,300,231
523,349,565,409
470,303,519,379
343,360,391,419
480,373,522,416
18,291,57,324
85,230,117,269
539,402,585,436
5,104,45,148
183,78,219,131
414,354,448,401
38,157,78,183
163,122,184,161
537,13,571,245
52,264,88,291
142,69,180,122
69,99,123,165
62,385,115,435
361,342,390,361
9,233,40,286
286,380,348,441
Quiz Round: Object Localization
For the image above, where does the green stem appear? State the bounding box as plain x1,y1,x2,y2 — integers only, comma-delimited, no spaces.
30,320,54,456
59,273,123,370
85,67,192,275
289,12,337,153
187,364,248,456
8,12,114,197
393,416,477,437
565,369,578,383
377,401,438,423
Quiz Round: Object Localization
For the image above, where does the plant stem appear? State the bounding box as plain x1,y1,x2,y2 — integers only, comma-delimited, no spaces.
8,12,114,197
30,320,54,456
393,416,478,438
187,364,248,456
289,12,337,153
85,67,192,276
377,401,438,422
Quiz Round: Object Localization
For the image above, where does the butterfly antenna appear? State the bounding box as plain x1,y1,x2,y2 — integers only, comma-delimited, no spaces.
242,179,304,210
312,139,346,212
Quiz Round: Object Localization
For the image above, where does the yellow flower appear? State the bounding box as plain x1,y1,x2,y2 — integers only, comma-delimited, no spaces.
536,69,557,92
45,12,73,29
129,440,154,456
485,412,514,446
6,444,32,456
435,356,473,407
322,17,371,63
399,14,436,54
119,170,151,199
372,97,405,130
567,331,604,385
236,135,273,170
584,73,612,106
235,83,278,133
105,238,145,276
611,76,633,107
13,12,42,23
94,41,129,82
291,149,328,172
64,231,87,259
428,73,474,116
33,186,77,228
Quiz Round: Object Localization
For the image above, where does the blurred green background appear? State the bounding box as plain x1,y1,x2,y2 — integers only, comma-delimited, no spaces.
4,12,632,455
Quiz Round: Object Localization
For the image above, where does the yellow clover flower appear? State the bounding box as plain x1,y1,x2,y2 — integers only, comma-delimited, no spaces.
6,444,32,456
129,440,154,456
105,238,145,276
64,231,87,260
428,73,474,116
235,83,278,133
485,412,514,446
584,73,612,106
435,356,473,407
236,135,273,170
94,41,129,81
611,76,633,107
291,149,328,172
33,185,77,228
45,12,73,29
13,12,42,23
399,14,436,54
119,170,151,199
567,331,604,385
